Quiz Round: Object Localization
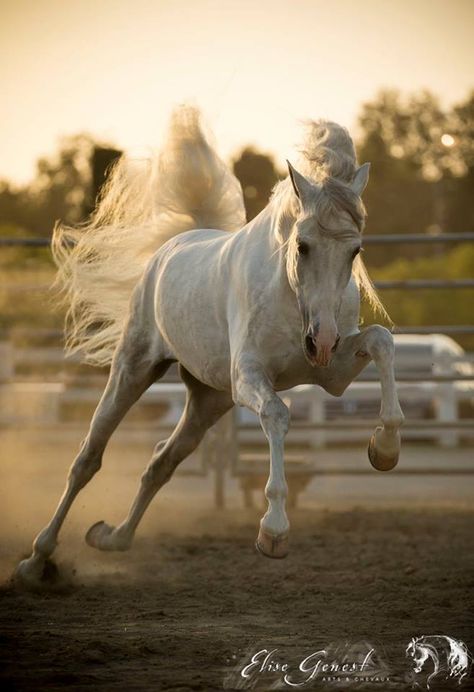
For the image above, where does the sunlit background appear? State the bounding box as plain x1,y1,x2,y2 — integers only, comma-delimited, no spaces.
0,5,474,684
1,0,473,341
1,0,473,183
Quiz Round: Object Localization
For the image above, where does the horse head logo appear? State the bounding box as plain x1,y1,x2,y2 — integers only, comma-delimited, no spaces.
406,635,472,689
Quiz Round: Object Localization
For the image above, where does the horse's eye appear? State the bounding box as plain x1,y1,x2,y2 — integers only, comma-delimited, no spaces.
298,241,309,256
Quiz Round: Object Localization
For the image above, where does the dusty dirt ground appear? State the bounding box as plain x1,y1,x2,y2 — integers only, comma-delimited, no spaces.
0,433,473,691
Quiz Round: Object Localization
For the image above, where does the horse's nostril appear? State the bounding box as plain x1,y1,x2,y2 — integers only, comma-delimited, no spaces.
332,334,341,352
305,334,316,356
310,321,320,339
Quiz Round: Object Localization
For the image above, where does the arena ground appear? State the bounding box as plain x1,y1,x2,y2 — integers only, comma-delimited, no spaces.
0,432,473,691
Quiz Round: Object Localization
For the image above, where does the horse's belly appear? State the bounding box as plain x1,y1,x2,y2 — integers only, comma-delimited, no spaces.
158,300,232,390
178,335,232,391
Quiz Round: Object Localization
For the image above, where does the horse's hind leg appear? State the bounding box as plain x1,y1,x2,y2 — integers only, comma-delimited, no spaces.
86,366,233,552
15,329,171,587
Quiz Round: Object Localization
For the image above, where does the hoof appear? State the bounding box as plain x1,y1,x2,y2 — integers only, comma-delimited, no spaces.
85,521,130,552
255,528,289,559
13,555,63,592
368,429,399,472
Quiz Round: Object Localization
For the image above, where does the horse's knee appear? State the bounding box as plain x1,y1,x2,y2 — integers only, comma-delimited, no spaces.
364,325,394,358
260,397,289,438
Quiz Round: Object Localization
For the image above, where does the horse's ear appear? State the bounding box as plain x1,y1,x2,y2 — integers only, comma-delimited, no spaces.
286,160,316,207
351,162,370,196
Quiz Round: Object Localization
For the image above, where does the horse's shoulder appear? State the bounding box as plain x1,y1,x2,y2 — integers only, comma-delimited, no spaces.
175,228,230,245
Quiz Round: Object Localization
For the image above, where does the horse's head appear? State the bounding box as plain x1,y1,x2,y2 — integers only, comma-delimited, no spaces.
284,160,370,367
406,637,431,673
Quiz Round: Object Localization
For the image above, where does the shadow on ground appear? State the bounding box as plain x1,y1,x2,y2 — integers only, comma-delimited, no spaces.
1,507,473,691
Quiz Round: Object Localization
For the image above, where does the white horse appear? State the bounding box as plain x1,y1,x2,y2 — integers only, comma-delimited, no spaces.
406,635,472,688
16,106,404,586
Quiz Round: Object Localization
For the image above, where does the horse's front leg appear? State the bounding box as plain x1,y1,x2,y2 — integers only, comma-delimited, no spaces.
233,357,290,558
324,326,404,471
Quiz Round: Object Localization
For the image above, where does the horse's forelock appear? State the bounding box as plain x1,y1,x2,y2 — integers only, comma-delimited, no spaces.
299,119,357,183
318,177,366,233
272,120,363,233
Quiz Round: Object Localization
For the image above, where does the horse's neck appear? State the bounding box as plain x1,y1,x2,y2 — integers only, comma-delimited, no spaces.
241,196,294,252
241,199,279,234
421,643,440,668
241,199,293,281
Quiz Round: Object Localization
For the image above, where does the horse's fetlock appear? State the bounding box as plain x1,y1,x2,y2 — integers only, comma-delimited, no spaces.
265,487,288,502
383,413,405,429
265,477,288,500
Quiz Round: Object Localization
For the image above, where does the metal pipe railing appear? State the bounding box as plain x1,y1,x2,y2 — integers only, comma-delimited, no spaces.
2,232,474,247
0,238,51,247
363,232,474,244
375,279,474,289
392,326,474,335
288,420,474,430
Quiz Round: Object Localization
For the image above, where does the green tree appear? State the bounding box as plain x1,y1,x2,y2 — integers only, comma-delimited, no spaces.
357,89,474,266
232,147,284,221
0,133,99,237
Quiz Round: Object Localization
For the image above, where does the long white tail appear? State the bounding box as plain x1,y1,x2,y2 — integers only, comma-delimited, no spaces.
52,105,246,367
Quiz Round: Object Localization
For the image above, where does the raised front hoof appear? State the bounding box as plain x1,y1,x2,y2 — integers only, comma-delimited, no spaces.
255,528,289,559
85,521,131,552
13,555,63,592
368,432,399,472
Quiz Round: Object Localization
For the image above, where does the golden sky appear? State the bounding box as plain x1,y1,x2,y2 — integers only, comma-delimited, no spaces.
1,0,473,184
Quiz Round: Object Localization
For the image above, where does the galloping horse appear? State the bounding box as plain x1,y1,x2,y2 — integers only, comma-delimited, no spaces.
406,635,472,688
17,106,404,586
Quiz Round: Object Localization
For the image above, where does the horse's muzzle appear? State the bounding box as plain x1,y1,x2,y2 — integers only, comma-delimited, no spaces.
304,327,340,367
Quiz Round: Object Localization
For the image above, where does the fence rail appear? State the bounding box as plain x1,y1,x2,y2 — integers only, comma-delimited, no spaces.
2,232,474,248
392,326,474,335
1,235,473,438
363,232,474,244
1,230,474,507
288,420,474,430
3,279,474,293
375,279,474,289
0,238,51,247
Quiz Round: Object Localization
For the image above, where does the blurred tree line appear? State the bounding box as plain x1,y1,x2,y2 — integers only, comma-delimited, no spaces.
357,89,474,266
0,134,94,237
2,89,473,259
0,89,473,344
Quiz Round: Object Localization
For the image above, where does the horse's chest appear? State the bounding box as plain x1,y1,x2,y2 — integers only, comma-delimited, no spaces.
256,327,314,388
